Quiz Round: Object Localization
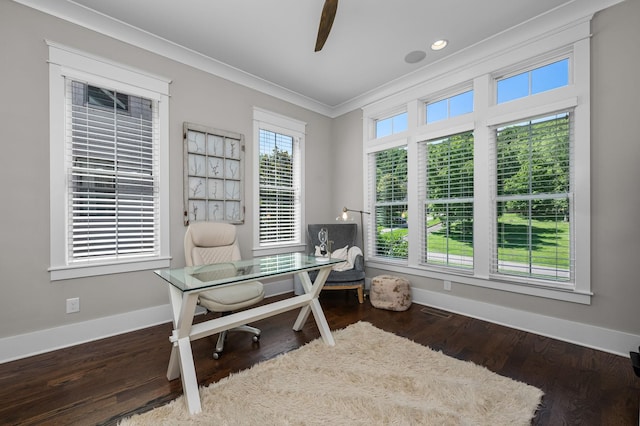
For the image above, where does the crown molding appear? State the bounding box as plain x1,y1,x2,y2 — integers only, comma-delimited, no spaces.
13,0,335,116
343,0,624,116
13,0,624,119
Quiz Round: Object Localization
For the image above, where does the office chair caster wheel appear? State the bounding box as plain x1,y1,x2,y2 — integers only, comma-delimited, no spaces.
252,334,260,342
213,352,221,360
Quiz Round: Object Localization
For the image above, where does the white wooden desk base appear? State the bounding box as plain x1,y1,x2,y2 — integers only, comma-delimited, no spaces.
166,265,335,415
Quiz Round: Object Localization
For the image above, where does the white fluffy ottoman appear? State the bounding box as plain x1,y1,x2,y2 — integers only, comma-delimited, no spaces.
370,275,412,311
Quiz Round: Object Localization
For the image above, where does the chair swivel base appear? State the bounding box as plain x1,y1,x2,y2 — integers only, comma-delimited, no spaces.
213,324,261,359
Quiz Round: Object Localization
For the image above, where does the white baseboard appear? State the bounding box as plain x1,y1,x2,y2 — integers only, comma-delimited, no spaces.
0,304,174,364
2,281,634,364
411,287,637,358
0,279,292,364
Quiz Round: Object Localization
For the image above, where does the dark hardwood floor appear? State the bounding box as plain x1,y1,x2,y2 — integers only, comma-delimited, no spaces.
0,291,638,425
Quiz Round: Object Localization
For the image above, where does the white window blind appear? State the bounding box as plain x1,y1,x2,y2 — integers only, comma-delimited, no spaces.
258,128,300,244
369,146,408,260
419,131,474,269
491,112,573,282
67,79,159,261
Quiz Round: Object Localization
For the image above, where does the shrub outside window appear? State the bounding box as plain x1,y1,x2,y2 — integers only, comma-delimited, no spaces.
372,147,408,260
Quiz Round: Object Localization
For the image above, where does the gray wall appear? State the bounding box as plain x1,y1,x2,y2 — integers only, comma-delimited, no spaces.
1,0,639,345
0,0,333,338
333,0,640,336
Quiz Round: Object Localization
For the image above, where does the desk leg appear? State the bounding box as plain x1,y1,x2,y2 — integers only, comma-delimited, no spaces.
308,297,335,346
293,267,335,346
167,286,202,415
176,336,201,414
293,271,313,330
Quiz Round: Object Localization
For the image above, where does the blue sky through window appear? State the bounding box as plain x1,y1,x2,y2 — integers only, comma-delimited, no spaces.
497,58,568,104
380,59,569,135
376,112,408,138
427,90,473,124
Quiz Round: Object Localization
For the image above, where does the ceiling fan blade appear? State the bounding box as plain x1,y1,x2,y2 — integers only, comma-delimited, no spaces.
314,0,338,52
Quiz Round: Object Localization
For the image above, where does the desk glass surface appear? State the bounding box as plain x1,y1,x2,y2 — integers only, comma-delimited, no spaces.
155,252,343,293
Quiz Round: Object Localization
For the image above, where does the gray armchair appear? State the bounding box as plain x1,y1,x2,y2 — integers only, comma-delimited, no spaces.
307,223,365,303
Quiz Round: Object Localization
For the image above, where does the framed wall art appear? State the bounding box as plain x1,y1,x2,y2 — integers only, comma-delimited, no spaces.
183,122,245,225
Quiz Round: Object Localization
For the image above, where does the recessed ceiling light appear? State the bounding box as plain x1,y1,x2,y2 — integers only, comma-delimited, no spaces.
404,50,426,64
431,39,448,51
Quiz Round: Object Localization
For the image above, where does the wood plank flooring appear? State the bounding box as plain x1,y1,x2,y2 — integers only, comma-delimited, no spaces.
0,291,638,425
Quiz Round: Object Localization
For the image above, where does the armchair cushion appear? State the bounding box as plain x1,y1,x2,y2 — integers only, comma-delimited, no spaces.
307,223,365,286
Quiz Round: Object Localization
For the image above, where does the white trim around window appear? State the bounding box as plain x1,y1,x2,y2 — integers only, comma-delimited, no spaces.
252,107,306,256
362,20,591,304
48,41,171,280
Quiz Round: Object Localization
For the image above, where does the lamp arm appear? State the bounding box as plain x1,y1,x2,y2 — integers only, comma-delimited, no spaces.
342,207,371,257
343,206,371,215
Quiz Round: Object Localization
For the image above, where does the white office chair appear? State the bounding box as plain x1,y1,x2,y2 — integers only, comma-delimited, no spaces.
184,221,265,359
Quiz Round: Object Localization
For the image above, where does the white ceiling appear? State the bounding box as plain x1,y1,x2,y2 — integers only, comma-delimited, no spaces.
18,0,620,116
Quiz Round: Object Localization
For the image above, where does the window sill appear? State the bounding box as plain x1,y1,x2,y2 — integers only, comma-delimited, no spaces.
49,256,171,281
365,259,592,305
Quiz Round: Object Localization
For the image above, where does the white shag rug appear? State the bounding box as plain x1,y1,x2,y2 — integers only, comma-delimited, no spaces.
119,321,543,425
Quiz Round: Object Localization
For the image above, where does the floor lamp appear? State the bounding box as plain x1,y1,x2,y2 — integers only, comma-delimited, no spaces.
340,206,371,255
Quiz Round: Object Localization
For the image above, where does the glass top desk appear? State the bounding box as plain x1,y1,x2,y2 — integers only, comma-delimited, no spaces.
154,252,344,415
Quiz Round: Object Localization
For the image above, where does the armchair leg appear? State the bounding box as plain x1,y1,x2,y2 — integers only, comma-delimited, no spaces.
357,286,364,304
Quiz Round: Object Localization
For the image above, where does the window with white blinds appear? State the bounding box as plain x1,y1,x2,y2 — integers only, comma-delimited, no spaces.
67,80,159,261
419,131,474,269
258,128,301,245
492,112,573,281
48,42,170,280
361,28,590,302
370,146,408,260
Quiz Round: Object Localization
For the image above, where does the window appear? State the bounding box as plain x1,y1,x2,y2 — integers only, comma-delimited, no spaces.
493,113,572,281
420,131,474,269
497,59,569,104
69,81,156,260
426,90,474,124
376,112,408,138
370,146,408,260
253,108,305,250
48,42,170,280
362,23,590,303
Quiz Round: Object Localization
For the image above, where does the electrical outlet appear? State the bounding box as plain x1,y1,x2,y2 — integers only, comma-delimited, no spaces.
66,297,80,314
443,280,451,291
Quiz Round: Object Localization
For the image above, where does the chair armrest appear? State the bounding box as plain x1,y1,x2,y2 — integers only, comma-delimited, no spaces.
354,254,364,271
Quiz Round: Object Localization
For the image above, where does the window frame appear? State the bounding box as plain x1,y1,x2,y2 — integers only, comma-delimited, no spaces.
252,107,306,255
375,111,408,139
490,111,574,283
419,130,475,270
368,145,409,261
425,89,474,124
362,23,591,304
48,41,171,281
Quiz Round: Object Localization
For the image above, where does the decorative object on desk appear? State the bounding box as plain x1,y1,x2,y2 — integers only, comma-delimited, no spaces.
317,227,329,256
370,274,412,311
307,223,365,303
184,221,264,359
119,322,543,425
183,122,245,226
314,244,353,271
